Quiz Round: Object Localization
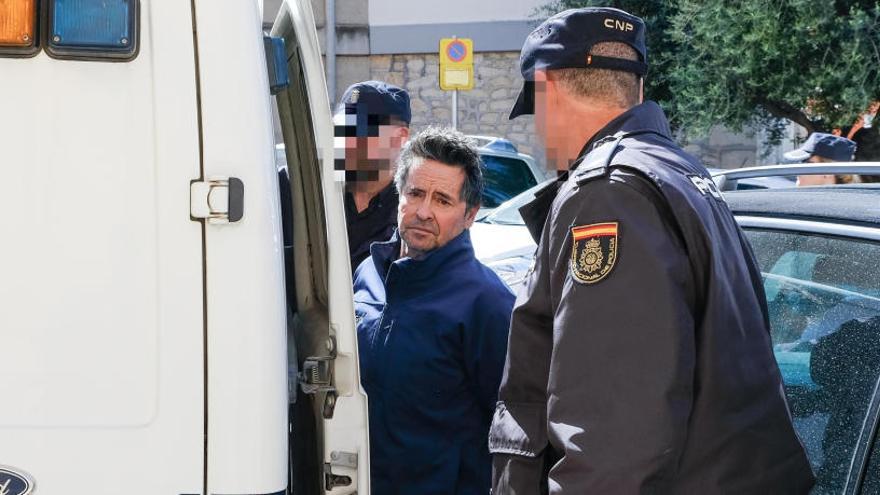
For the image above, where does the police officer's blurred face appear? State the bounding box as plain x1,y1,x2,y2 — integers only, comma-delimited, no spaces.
532,71,561,165
532,70,598,173
334,112,410,184
398,159,477,259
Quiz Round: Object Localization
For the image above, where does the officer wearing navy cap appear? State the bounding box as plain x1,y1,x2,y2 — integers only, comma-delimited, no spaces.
488,7,815,494
782,132,858,186
334,81,411,272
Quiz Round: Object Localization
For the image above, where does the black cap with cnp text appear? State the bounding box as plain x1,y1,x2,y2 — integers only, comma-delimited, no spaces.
509,7,648,120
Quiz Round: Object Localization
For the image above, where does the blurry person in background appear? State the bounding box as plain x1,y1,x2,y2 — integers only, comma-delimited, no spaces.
334,81,411,272
784,132,857,186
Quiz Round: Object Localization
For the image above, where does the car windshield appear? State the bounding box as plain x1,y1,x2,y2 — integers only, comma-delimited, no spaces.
481,178,553,225
745,229,880,493
480,154,538,208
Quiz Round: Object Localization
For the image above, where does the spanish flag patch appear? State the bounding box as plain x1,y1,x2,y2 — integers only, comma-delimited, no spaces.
570,222,619,284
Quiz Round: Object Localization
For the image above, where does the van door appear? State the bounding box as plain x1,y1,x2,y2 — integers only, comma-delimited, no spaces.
271,1,370,494
191,1,289,494
0,2,205,494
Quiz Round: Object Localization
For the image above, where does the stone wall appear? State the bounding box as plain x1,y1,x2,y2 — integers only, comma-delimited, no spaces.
368,52,770,170
370,52,544,164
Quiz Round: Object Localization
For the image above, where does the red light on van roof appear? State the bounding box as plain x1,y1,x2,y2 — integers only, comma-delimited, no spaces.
0,0,37,47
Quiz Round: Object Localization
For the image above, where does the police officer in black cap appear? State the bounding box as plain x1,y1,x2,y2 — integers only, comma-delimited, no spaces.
488,7,815,493
334,81,411,272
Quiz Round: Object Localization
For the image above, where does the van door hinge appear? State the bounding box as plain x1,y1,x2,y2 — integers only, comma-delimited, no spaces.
324,451,357,490
298,356,334,395
190,177,244,224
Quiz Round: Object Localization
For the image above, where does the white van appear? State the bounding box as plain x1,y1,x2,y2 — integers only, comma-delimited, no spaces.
0,1,368,494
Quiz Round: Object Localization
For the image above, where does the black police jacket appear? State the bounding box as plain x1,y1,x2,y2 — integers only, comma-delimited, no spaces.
488,102,815,494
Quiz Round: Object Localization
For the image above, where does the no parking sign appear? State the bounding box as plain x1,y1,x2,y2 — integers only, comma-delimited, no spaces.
439,38,473,90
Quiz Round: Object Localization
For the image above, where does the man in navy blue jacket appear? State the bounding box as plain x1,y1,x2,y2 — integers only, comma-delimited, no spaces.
353,127,515,494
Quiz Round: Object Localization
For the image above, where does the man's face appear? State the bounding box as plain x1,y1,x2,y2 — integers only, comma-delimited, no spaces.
334,112,409,183
532,71,565,169
533,70,591,173
397,158,477,259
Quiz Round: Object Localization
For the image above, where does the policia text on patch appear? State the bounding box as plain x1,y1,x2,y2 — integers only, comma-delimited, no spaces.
569,222,617,284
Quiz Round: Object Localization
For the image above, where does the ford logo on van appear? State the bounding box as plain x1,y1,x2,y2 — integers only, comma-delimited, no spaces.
0,466,35,495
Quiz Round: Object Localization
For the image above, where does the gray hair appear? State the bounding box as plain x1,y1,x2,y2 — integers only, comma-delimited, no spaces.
395,126,484,212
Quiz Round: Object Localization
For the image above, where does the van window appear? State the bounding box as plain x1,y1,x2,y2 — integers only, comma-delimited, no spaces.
745,229,880,493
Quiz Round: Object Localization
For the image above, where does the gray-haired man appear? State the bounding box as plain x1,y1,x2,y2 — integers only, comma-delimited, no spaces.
353,127,515,494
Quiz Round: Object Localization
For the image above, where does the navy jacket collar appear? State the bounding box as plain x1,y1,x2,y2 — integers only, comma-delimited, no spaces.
578,100,673,163
369,229,475,284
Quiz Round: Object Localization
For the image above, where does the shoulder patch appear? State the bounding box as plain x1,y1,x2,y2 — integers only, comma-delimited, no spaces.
570,222,619,284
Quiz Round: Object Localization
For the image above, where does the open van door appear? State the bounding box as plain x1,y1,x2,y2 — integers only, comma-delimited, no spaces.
271,2,371,494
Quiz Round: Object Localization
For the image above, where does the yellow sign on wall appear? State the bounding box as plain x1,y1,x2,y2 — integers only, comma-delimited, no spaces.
439,38,473,91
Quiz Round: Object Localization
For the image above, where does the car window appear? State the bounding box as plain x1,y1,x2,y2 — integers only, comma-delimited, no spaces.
735,182,766,190
745,229,880,493
481,178,554,225
480,154,537,208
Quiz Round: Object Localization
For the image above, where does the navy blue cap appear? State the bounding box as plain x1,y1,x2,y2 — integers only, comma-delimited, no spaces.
335,80,411,129
783,132,857,163
510,7,648,120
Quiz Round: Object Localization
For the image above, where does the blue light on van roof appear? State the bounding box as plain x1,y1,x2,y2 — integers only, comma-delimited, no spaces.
47,0,139,60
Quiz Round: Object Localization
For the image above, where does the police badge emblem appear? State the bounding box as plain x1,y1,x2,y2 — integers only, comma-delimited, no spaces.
570,222,618,284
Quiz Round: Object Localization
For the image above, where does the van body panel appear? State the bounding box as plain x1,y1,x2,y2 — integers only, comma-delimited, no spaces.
0,0,205,493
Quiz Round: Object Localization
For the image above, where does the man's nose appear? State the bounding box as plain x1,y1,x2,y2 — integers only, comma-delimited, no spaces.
415,197,434,220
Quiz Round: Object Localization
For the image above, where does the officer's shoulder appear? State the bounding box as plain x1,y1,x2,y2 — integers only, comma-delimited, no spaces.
570,138,662,193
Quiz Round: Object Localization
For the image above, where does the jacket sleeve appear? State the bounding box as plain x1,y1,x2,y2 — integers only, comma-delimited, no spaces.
545,172,696,493
465,281,516,417
488,214,557,495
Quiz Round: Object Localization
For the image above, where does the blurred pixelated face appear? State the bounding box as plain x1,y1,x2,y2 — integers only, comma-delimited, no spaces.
333,110,409,182
398,158,477,259
532,71,566,173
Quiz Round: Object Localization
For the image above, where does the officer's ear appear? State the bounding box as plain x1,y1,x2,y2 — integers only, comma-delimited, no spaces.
537,70,559,108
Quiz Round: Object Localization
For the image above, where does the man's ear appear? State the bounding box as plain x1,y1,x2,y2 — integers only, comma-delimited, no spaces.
464,204,480,229
395,125,410,141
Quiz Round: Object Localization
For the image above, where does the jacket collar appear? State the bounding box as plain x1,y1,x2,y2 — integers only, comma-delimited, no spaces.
518,101,673,243
575,100,673,168
370,228,475,284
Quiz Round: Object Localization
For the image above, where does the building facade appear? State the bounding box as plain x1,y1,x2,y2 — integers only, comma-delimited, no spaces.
263,0,794,168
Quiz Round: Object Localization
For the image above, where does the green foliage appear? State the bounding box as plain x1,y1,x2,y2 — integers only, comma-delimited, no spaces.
670,0,880,138
535,1,880,142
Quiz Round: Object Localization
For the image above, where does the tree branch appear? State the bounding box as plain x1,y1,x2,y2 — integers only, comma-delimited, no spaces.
756,98,819,133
